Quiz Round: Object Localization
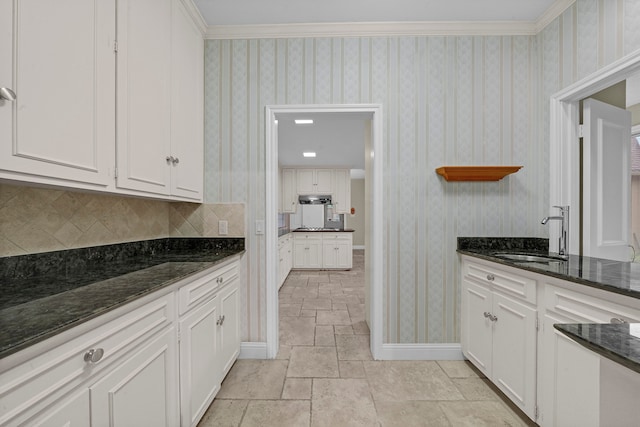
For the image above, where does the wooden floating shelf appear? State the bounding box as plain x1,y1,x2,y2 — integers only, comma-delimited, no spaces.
435,166,523,182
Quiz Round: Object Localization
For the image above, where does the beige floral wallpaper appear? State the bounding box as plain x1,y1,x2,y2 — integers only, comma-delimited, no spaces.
0,183,244,257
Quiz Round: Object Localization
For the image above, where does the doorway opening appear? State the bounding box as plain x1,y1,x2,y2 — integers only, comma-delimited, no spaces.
550,50,640,260
265,104,384,360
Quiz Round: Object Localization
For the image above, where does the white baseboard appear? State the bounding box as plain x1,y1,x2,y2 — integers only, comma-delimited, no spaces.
377,343,464,360
239,342,267,359
353,245,365,250
242,341,463,360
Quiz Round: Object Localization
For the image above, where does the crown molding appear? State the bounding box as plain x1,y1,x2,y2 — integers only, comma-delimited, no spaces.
534,0,576,33
180,0,208,34
204,20,537,39
202,0,574,40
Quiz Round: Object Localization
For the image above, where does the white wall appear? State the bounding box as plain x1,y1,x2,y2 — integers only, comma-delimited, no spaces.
203,0,640,344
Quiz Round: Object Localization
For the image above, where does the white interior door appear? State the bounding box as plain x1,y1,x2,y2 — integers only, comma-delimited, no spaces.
582,98,632,261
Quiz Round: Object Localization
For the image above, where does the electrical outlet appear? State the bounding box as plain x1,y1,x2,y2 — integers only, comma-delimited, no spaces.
218,220,228,235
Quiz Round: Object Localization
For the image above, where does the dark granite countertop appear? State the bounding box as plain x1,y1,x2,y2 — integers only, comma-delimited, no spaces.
0,238,244,359
292,228,355,232
457,237,640,300
278,228,290,237
554,323,640,374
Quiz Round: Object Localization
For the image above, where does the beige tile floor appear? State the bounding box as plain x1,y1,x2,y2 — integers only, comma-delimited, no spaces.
198,250,536,427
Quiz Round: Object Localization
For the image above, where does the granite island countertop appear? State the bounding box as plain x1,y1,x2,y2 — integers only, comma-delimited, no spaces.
0,238,244,359
554,323,640,374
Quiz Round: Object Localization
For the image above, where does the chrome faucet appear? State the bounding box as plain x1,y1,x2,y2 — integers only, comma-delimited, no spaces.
542,206,569,258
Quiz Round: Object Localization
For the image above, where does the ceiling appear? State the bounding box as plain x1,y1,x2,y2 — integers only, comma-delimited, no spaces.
193,0,558,26
277,112,371,169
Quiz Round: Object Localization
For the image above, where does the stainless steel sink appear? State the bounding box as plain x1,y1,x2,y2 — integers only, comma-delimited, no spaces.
492,253,566,263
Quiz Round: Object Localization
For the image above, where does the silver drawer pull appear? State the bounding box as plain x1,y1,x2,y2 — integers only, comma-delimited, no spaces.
486,274,495,281
610,317,627,324
84,348,104,364
483,312,498,322
216,315,226,326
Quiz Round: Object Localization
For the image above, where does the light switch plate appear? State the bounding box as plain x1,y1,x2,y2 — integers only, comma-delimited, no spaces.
255,220,265,235
218,220,228,235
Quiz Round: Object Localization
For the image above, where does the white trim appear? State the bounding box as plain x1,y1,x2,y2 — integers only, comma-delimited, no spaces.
238,342,268,359
550,49,640,254
534,0,575,34
179,0,208,34
632,124,640,136
353,245,365,250
378,344,464,361
204,21,537,40
265,104,384,360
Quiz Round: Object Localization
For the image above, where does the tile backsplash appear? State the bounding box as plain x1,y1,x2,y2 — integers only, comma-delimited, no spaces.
0,183,245,257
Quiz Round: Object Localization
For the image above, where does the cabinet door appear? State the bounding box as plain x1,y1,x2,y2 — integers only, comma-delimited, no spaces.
219,280,240,377
333,169,351,214
322,240,338,269
461,279,493,378
169,0,203,201
491,293,537,419
315,169,334,193
0,0,115,187
90,327,179,427
335,240,353,269
179,297,220,427
31,390,90,427
282,169,297,213
293,239,322,269
296,169,315,194
116,0,172,195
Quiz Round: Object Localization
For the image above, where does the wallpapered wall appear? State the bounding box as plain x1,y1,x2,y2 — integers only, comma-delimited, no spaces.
205,0,640,344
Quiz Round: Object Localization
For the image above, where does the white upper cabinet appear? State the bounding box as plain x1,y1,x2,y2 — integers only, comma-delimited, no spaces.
297,169,333,194
0,0,116,189
333,169,351,214
281,168,297,213
169,0,204,199
116,0,203,201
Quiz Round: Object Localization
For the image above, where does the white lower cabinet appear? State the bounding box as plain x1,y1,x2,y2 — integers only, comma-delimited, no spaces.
90,327,179,427
461,261,537,419
293,232,352,270
538,281,640,426
0,257,242,427
178,259,240,427
461,254,640,427
29,390,90,427
179,297,220,427
293,234,323,269
322,233,353,269
278,234,293,289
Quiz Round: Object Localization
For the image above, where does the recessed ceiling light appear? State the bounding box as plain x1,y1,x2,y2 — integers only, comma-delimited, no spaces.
295,119,314,125
303,152,316,157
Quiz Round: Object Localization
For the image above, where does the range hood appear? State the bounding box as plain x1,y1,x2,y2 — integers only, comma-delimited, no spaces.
298,195,332,205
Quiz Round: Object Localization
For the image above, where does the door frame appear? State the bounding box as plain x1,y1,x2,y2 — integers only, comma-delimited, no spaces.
265,104,384,359
550,49,640,255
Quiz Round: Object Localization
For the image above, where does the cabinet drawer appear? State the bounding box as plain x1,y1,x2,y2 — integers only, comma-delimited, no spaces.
294,233,322,241
322,233,352,241
178,261,238,315
0,294,174,425
544,284,640,323
465,261,537,304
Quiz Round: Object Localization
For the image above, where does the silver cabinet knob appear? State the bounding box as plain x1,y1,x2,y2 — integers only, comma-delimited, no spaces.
216,315,226,325
84,348,104,364
484,312,491,318
486,274,495,281
172,157,180,165
166,156,173,164
0,87,16,101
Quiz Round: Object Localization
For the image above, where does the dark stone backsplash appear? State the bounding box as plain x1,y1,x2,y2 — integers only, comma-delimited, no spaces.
457,237,549,253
